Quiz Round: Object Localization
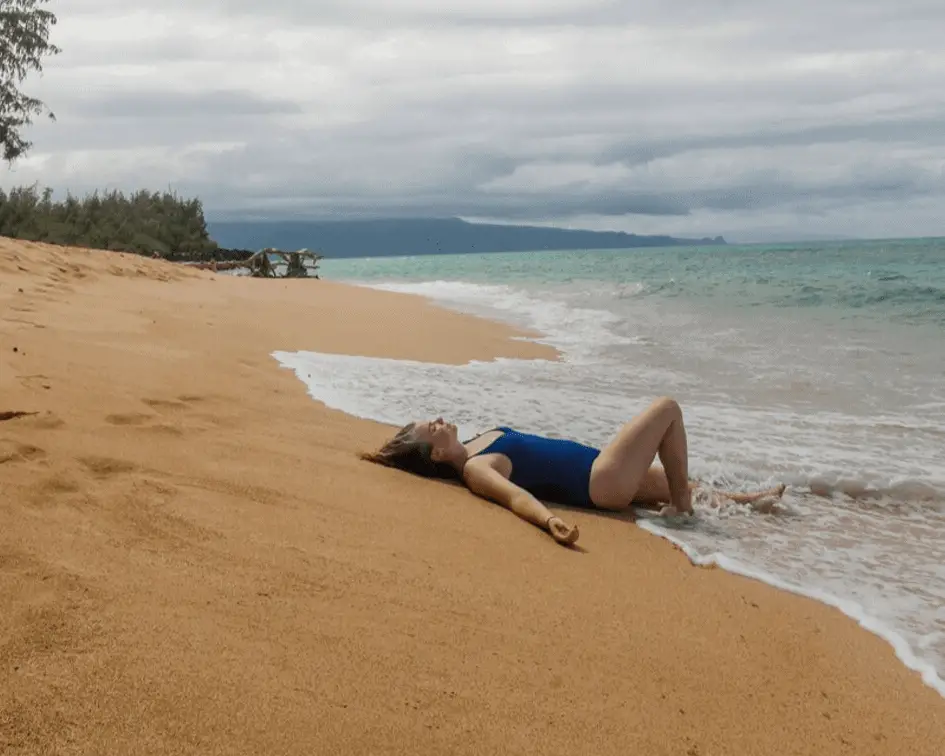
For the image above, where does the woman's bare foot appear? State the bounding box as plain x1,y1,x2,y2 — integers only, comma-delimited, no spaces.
750,497,784,514
548,516,579,545
714,483,787,513
723,483,786,504
701,483,786,507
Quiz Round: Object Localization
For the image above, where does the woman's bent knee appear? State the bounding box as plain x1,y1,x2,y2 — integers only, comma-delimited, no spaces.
652,395,681,415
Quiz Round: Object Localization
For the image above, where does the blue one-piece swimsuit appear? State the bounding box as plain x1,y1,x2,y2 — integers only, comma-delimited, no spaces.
469,426,601,509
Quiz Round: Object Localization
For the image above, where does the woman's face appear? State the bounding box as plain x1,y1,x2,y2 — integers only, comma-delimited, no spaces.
412,417,459,459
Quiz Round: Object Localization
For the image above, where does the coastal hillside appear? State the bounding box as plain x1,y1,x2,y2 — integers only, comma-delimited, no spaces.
207,217,726,258
0,186,724,260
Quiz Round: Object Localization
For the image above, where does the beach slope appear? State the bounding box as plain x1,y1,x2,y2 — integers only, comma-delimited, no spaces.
1,238,942,755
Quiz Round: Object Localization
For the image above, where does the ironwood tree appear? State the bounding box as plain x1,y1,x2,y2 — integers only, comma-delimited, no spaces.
0,185,221,258
1,0,60,162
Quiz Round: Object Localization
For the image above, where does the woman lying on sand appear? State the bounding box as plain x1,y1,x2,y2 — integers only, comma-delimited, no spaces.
362,396,785,546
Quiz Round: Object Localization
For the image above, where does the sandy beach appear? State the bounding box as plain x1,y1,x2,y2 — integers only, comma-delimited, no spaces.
1,238,943,755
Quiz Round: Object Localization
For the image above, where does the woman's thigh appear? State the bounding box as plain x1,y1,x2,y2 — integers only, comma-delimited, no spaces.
588,398,681,509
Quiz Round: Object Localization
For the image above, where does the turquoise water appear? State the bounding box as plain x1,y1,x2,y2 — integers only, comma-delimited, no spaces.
282,237,945,695
323,238,945,329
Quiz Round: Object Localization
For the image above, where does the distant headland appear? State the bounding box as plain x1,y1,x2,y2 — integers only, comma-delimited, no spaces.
0,184,725,261
207,217,727,259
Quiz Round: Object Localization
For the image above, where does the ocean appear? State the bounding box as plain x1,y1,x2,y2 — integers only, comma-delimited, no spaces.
273,237,945,697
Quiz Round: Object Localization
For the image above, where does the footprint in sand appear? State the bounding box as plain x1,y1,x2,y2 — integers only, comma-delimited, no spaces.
145,395,214,409
137,395,231,430
27,412,65,430
67,456,214,550
77,455,138,478
105,411,183,436
175,394,236,425
105,412,154,426
18,375,52,391
0,440,47,465
34,472,82,496
105,398,201,435
142,398,190,413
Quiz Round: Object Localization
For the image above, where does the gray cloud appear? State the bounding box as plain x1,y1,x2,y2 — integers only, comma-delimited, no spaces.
72,0,945,33
5,0,945,241
64,90,301,119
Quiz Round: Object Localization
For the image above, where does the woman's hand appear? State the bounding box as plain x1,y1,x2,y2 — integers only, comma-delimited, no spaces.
547,516,579,545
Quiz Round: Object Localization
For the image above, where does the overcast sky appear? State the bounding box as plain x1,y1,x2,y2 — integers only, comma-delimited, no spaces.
5,0,945,242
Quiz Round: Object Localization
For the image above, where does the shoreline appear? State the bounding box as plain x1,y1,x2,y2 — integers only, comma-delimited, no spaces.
640,521,945,697
324,279,945,700
2,238,943,754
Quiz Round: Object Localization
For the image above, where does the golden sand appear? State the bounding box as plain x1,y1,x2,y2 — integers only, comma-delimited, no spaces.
1,238,943,755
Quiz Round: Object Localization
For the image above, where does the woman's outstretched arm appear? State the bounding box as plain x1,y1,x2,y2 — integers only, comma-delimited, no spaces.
463,462,579,545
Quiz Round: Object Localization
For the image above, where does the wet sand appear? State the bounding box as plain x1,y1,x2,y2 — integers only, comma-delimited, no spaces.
1,237,943,755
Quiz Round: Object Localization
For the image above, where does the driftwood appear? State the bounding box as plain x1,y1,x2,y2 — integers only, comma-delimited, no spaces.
183,259,248,272
181,248,323,278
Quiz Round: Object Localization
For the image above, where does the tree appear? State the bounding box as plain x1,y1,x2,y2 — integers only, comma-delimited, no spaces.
0,183,222,258
1,0,60,163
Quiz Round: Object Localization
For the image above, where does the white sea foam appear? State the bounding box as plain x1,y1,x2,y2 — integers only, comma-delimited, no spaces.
362,280,639,358
272,274,945,699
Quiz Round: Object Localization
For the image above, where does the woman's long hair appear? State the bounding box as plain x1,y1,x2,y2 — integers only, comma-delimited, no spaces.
360,422,460,480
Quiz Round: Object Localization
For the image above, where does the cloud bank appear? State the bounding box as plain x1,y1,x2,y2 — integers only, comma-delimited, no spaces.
5,0,945,241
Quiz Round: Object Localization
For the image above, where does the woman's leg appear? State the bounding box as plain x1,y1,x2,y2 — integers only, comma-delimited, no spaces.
632,467,787,509
720,484,786,505
589,397,692,513
630,466,696,509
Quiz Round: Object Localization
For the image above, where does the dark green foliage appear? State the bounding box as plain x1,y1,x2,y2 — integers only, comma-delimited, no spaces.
0,184,220,258
1,0,61,162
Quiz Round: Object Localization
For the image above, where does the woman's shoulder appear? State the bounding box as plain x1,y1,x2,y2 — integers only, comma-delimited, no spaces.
463,442,514,478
